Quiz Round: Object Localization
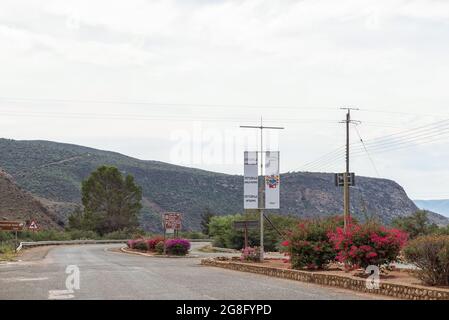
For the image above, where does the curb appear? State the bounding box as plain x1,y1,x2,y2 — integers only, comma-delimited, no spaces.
201,258,449,300
120,247,199,258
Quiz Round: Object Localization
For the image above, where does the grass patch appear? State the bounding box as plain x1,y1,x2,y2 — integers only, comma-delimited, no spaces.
0,242,16,262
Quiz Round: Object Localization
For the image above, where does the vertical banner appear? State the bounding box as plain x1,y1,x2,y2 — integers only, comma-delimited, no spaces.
265,151,280,209
244,151,259,209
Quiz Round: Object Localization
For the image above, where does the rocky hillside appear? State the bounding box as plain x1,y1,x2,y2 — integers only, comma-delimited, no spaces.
0,138,447,231
0,168,62,229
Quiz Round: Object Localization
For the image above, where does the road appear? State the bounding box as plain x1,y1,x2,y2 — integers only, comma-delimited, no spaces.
0,244,382,300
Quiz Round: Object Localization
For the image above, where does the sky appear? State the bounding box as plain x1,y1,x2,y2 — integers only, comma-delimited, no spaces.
1,0,449,200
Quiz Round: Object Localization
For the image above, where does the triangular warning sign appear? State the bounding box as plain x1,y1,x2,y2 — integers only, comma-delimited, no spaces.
29,220,38,230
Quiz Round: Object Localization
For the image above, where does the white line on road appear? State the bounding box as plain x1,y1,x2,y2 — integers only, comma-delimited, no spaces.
0,277,49,282
48,289,75,300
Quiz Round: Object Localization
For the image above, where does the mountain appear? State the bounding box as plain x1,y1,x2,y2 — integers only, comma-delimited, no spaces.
0,138,447,231
0,168,62,229
414,200,449,218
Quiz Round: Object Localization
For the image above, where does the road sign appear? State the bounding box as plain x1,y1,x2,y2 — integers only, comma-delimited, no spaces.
28,220,39,231
163,212,182,231
335,173,355,187
0,221,25,231
233,220,259,230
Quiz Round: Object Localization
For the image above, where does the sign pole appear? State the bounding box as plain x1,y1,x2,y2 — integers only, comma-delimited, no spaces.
241,117,284,262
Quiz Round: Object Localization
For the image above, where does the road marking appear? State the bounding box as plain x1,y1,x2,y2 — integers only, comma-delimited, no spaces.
0,277,48,282
48,289,75,300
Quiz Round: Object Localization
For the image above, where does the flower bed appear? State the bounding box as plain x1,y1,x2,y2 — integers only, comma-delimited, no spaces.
282,217,408,272
126,237,191,256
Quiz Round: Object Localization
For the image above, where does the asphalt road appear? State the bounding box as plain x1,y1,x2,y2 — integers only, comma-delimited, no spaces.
0,244,381,300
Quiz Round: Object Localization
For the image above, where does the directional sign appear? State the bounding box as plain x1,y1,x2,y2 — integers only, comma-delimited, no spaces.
233,220,259,230
335,173,356,187
0,221,25,231
163,212,182,231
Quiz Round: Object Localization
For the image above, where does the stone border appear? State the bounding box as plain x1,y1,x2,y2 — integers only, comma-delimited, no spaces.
120,247,199,258
201,258,449,300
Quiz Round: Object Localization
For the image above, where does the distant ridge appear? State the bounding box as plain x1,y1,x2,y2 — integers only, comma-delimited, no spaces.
414,199,449,218
0,138,447,231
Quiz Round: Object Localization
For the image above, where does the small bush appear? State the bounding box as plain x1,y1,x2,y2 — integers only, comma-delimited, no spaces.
403,235,449,286
328,222,408,270
241,247,260,262
155,241,165,254
165,239,191,256
0,231,14,242
283,217,342,270
146,237,165,251
133,240,148,251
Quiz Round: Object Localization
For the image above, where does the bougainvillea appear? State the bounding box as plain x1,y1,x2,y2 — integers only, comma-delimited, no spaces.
146,237,165,251
283,216,344,270
328,222,408,270
165,238,191,256
241,247,260,262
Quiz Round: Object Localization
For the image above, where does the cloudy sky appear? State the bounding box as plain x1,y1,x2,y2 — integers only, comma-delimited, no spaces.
1,0,449,200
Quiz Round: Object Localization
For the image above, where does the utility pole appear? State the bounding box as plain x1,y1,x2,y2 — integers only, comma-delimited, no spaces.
340,108,360,232
240,117,284,262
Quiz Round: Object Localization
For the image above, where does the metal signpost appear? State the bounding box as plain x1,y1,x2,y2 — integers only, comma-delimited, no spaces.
233,220,259,249
241,118,284,262
0,221,25,248
162,212,182,254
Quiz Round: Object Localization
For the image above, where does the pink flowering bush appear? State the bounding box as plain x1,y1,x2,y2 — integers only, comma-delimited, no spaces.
146,237,165,251
328,222,408,270
283,217,345,270
165,238,191,256
241,247,260,262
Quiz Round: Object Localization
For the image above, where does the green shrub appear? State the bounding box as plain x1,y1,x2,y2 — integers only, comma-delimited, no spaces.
0,231,14,242
133,240,148,251
209,213,298,251
155,241,165,254
403,235,449,286
0,243,15,261
18,230,71,242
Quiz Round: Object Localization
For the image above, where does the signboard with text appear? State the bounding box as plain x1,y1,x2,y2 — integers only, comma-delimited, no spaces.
163,212,182,233
0,221,25,231
244,151,259,209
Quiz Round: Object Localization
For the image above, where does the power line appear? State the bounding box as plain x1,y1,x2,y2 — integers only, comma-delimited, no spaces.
353,125,381,178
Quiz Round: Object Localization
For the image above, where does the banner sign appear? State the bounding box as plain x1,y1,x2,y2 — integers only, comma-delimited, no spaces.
244,151,259,209
264,151,280,209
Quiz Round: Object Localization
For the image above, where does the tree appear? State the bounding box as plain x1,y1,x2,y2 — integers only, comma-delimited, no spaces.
76,166,142,235
200,207,215,236
392,210,438,239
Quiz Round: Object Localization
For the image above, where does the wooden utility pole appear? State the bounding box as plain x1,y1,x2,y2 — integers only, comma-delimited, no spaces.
240,117,284,262
340,108,359,232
